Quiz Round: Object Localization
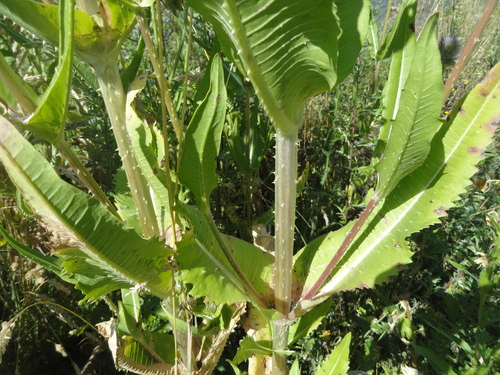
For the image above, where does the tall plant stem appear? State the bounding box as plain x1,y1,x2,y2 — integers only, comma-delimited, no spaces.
137,12,183,145
222,2,300,372
137,11,185,243
443,0,498,102
94,61,159,238
180,7,193,128
273,129,298,375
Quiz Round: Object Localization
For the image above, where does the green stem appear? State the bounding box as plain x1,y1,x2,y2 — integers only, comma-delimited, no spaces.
137,13,183,145
94,61,159,238
272,129,298,375
151,4,180,242
274,130,297,316
56,139,120,219
180,8,193,128
272,319,289,375
137,13,184,242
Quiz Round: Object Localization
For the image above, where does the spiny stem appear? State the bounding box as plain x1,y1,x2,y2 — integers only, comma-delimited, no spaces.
271,129,298,375
274,130,297,316
272,319,289,375
94,61,159,238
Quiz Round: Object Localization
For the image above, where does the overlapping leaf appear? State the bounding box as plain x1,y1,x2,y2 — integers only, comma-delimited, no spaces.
379,1,417,125
176,203,274,306
178,54,226,209
335,0,371,85
187,0,340,132
26,0,74,143
125,74,175,233
0,116,172,301
294,61,500,315
374,0,418,154
376,14,443,198
0,51,38,114
376,0,417,60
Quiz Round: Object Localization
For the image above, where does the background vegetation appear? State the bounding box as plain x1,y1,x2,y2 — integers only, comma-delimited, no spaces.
1,0,499,374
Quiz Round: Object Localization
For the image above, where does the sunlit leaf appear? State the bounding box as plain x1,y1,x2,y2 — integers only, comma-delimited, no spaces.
376,0,417,60
294,61,499,314
125,74,175,232
0,116,172,301
178,54,226,209
376,14,442,198
316,333,351,374
0,0,135,63
188,0,340,133
26,0,74,143
176,203,274,306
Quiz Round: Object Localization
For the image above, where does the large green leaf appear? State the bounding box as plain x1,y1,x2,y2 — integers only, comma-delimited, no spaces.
335,0,371,85
178,54,226,209
0,116,172,301
373,0,417,154
26,0,74,143
375,14,442,198
176,203,274,306
187,0,340,133
376,1,417,145
294,61,500,315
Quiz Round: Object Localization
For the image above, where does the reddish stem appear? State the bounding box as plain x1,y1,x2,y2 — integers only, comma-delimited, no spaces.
443,0,498,102
302,197,378,301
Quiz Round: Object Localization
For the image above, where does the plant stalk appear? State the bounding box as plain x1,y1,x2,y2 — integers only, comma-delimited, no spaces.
302,197,378,301
443,0,498,102
272,129,298,375
274,129,297,317
137,12,183,145
94,61,159,238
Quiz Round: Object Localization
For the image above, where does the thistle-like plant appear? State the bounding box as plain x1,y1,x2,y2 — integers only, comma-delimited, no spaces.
0,0,499,374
